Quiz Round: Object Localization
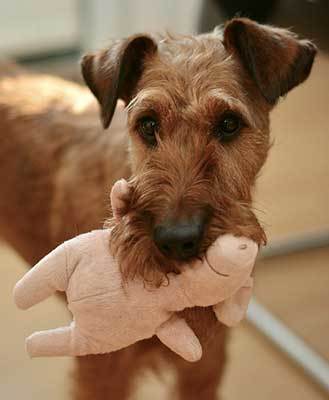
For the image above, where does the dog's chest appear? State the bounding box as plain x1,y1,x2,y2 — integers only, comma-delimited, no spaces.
179,306,225,345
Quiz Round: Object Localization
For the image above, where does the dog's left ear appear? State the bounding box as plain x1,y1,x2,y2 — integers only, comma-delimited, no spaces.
81,35,157,129
223,18,317,104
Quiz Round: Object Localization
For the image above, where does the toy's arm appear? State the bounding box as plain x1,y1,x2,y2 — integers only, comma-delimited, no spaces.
213,276,253,327
110,178,131,221
13,242,69,310
156,315,202,362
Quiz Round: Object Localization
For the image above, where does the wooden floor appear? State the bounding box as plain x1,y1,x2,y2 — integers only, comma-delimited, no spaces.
0,54,328,399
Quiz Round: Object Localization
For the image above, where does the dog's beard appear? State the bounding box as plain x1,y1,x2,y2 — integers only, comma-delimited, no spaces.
205,195,267,250
108,212,179,287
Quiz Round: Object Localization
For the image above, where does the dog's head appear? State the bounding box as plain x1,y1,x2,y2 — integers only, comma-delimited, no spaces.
81,18,316,284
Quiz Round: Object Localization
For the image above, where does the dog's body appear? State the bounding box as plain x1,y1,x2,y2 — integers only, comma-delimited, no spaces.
0,61,227,400
0,19,316,399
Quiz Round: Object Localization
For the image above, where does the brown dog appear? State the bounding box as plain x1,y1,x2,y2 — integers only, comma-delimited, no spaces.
0,18,316,400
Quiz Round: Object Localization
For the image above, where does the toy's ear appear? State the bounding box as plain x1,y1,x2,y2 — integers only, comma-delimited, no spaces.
81,35,157,129
223,18,317,104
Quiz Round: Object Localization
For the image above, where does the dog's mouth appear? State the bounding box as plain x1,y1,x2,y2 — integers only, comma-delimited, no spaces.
109,217,263,288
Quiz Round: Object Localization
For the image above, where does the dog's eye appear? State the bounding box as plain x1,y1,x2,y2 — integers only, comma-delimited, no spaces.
137,117,158,146
216,113,241,142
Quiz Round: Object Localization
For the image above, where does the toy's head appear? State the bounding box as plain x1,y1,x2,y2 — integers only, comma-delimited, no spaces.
178,233,258,306
82,19,316,285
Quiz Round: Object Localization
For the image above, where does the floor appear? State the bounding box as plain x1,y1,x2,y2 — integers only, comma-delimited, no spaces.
0,53,328,399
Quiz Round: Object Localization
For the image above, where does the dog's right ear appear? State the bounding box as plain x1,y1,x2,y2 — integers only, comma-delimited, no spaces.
223,18,317,105
81,35,157,129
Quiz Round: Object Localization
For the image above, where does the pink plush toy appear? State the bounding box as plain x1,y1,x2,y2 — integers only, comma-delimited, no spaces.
14,180,258,362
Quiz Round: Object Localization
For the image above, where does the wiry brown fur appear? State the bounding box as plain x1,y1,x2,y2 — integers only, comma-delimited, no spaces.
107,40,270,284
0,18,316,400
108,131,267,286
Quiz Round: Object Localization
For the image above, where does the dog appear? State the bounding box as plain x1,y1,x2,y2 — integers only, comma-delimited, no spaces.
0,18,316,400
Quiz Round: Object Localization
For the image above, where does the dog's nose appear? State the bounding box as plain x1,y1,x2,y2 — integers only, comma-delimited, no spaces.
153,215,206,260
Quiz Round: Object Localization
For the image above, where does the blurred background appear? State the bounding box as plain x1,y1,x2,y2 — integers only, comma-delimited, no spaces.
0,1,328,399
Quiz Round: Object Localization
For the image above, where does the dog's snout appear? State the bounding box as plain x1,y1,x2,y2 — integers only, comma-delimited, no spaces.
153,216,206,260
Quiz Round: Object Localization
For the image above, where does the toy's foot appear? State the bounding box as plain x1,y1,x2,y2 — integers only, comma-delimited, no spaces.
26,325,74,357
156,315,202,362
110,179,131,221
26,323,115,357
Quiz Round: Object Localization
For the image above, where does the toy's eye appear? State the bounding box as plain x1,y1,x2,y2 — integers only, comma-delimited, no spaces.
137,117,158,146
215,113,242,142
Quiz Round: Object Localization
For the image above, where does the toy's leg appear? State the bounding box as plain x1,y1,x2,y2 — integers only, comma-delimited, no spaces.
14,242,68,310
26,323,78,357
213,277,253,327
156,314,202,362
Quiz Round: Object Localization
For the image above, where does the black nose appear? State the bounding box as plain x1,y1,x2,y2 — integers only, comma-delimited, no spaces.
153,215,206,260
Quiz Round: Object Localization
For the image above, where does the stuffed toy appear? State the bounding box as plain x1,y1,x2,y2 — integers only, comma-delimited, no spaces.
14,179,258,362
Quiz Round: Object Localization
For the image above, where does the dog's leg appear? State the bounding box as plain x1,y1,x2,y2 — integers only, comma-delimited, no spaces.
175,330,227,400
171,309,227,400
73,350,140,400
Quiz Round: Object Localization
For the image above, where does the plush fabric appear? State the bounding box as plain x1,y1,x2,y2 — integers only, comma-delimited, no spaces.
14,180,258,362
